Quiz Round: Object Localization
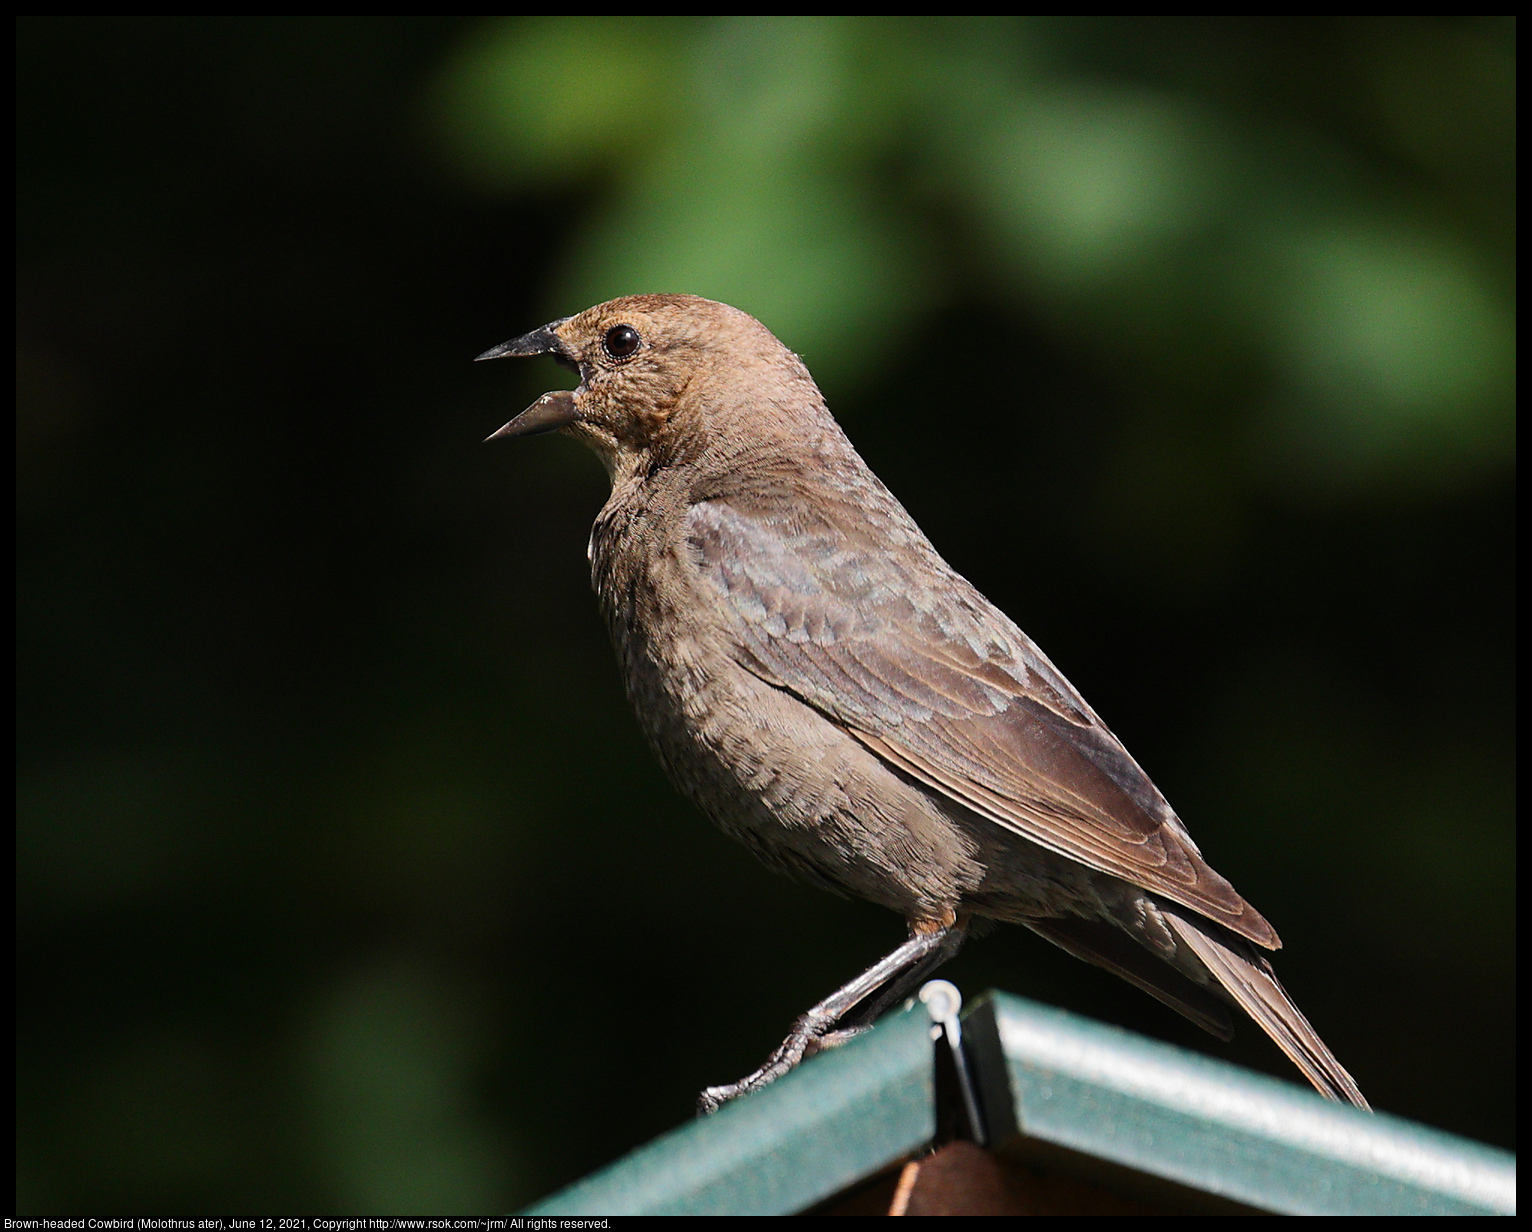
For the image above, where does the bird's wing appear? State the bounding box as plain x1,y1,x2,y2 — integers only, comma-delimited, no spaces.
686,492,1278,948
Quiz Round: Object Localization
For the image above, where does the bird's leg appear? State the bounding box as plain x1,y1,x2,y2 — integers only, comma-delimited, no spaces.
698,924,963,1114
803,926,967,1057
835,925,966,1038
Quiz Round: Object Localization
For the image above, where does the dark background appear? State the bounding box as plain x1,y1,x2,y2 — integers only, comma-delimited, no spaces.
18,17,1514,1213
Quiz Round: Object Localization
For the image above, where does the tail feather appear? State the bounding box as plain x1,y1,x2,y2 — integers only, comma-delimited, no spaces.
1025,917,1235,1041
1162,904,1370,1110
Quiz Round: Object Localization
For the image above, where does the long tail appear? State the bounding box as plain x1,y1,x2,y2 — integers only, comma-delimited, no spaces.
1162,904,1370,1110
1024,917,1236,1041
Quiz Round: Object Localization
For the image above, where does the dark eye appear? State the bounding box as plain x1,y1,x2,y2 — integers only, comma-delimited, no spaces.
603,324,641,360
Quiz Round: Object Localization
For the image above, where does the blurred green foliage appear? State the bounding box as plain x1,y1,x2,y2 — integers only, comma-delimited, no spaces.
433,16,1512,490
17,16,1514,1215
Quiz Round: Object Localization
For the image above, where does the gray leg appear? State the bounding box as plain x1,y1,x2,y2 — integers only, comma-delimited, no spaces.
841,927,965,1033
698,926,963,1114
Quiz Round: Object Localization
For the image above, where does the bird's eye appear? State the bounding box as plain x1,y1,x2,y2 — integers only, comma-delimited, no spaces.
603,324,641,360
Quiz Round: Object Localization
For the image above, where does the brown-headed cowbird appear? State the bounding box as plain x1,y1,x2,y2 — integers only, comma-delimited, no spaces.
478,294,1369,1112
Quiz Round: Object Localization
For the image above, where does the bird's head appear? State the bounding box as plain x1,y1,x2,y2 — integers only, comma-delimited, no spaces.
477,294,826,484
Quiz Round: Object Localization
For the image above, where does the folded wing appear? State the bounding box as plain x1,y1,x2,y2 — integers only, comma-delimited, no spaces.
687,491,1278,949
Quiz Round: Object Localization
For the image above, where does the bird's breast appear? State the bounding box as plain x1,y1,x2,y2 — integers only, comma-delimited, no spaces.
584,493,983,917
588,495,762,789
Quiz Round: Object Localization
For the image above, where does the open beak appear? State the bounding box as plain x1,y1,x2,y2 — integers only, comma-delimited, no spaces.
484,389,579,441
477,317,580,440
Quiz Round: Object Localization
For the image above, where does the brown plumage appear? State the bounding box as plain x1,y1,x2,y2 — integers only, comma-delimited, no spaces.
478,293,1369,1111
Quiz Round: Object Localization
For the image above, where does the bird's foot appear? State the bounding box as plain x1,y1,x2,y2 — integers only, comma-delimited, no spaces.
697,1013,870,1114
803,1024,869,1057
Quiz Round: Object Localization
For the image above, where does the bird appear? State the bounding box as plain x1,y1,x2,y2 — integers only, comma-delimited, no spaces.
476,293,1370,1113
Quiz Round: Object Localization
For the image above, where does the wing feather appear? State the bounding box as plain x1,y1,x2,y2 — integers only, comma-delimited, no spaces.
688,494,1278,948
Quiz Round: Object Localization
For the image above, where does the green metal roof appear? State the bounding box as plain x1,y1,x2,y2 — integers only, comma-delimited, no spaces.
524,990,1515,1216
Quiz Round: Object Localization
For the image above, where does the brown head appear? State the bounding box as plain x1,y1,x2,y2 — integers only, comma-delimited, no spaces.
476,294,830,484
